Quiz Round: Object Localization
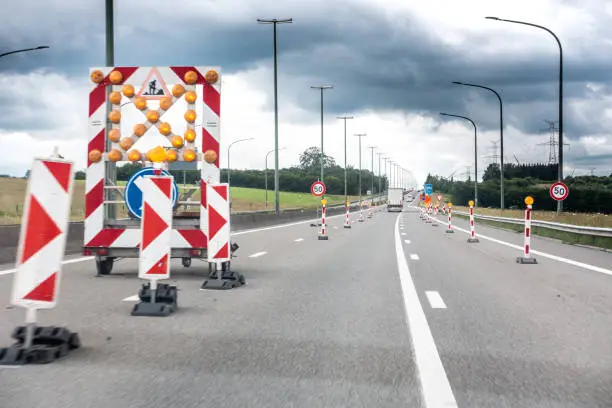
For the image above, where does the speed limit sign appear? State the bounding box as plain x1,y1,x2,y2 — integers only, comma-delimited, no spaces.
550,182,569,201
311,181,326,197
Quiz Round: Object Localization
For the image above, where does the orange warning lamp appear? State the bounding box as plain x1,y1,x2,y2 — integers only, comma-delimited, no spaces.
183,149,197,162
184,70,198,85
321,198,327,206
108,70,123,84
184,129,196,143
525,196,534,206
204,149,217,163
108,110,121,124
122,84,135,98
184,110,196,123
147,146,167,163
127,149,141,162
108,129,121,142
170,135,184,148
205,69,219,84
448,202,453,208
134,97,147,110
119,138,133,151
90,70,104,84
108,149,123,162
346,201,350,206
159,122,172,136
133,124,146,137
109,91,122,105
160,96,172,111
172,84,185,98
468,200,475,207
146,110,160,124
88,149,102,163
166,149,178,162
185,91,197,104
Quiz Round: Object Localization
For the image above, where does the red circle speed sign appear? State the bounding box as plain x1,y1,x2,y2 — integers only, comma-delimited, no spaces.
311,181,326,197
549,182,569,201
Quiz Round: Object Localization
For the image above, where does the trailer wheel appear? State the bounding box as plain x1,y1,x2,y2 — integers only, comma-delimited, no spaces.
95,258,114,276
182,257,192,268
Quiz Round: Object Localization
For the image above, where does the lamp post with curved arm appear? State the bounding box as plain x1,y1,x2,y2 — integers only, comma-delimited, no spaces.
0,45,49,59
265,147,286,208
452,81,505,209
227,138,255,186
486,16,564,213
440,112,479,205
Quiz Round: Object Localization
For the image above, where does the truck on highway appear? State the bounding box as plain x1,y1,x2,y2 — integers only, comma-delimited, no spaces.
387,188,404,212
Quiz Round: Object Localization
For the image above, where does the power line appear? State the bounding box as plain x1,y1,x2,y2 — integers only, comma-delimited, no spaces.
536,120,569,165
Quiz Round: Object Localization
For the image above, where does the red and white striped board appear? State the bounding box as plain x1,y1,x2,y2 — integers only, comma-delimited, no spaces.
138,175,173,280
86,66,221,252
206,183,230,263
11,158,74,309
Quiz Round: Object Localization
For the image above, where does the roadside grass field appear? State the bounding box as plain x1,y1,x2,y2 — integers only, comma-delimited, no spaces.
0,178,359,225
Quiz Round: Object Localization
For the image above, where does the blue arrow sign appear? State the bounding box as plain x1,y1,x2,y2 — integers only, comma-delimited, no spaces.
124,167,179,220
424,183,433,196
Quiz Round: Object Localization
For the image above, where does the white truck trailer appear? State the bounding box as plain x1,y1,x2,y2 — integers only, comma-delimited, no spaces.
387,188,404,212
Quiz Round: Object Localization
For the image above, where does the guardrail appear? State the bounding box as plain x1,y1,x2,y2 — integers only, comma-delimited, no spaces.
454,211,612,238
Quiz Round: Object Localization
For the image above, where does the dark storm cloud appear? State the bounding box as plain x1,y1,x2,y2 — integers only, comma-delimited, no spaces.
2,0,612,141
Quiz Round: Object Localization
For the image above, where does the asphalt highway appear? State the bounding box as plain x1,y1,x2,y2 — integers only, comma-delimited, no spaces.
1,203,611,408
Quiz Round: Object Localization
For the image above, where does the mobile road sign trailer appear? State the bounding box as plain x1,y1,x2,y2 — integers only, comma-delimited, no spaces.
84,66,235,277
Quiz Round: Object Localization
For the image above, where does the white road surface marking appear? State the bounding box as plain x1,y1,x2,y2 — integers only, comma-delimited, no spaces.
294,238,304,242
425,291,447,309
401,232,407,236
410,254,420,260
405,240,411,244
0,256,94,277
394,215,457,407
427,214,612,277
122,295,140,302
249,251,267,258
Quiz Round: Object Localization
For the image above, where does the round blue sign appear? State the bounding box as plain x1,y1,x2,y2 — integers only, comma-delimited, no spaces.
124,167,179,220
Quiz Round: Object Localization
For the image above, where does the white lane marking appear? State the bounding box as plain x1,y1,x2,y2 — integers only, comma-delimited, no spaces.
333,226,338,229
410,254,420,260
122,295,140,302
0,256,94,277
232,213,345,236
405,240,411,244
427,215,612,277
295,238,304,242
425,291,447,309
394,214,457,407
249,251,267,258
401,232,407,236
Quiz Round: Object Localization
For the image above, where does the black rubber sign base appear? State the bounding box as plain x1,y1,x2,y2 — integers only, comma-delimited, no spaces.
131,283,178,317
0,326,81,365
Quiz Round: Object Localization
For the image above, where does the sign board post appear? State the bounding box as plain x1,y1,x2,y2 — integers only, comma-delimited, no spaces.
549,182,569,201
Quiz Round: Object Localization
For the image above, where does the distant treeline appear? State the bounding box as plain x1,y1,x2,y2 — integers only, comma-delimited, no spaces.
427,163,612,213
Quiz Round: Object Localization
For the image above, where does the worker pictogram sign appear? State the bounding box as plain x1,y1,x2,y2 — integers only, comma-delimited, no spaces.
311,181,326,197
136,67,171,100
549,182,569,201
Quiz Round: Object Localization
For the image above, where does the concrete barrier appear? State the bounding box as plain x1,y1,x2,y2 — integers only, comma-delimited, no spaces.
0,204,363,264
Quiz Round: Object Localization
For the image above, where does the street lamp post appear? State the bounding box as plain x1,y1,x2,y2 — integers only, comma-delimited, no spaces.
383,157,390,191
257,18,293,214
367,146,376,195
265,147,286,208
311,85,334,183
354,133,367,205
0,45,49,59
440,112,479,205
486,16,564,213
337,115,354,201
376,152,384,194
227,137,255,186
453,81,505,210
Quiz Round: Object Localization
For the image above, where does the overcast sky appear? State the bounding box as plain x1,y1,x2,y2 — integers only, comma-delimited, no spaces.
1,0,611,185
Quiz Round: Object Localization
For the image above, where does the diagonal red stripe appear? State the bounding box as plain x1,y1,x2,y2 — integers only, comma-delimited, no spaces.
89,67,139,116
202,129,219,168
208,206,227,241
88,129,105,167
203,83,220,116
23,272,57,302
212,185,228,201
85,179,104,218
21,196,62,264
142,202,168,250
150,177,171,199
200,179,207,208
145,253,169,275
85,228,124,247
169,66,205,84
42,161,72,193
177,229,207,248
212,243,229,259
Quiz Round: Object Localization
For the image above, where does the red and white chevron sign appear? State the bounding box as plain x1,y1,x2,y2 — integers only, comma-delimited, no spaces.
207,183,230,262
139,175,173,279
11,158,74,309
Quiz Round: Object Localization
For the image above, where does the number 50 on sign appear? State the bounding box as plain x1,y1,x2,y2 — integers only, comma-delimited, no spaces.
550,182,569,201
311,181,326,197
